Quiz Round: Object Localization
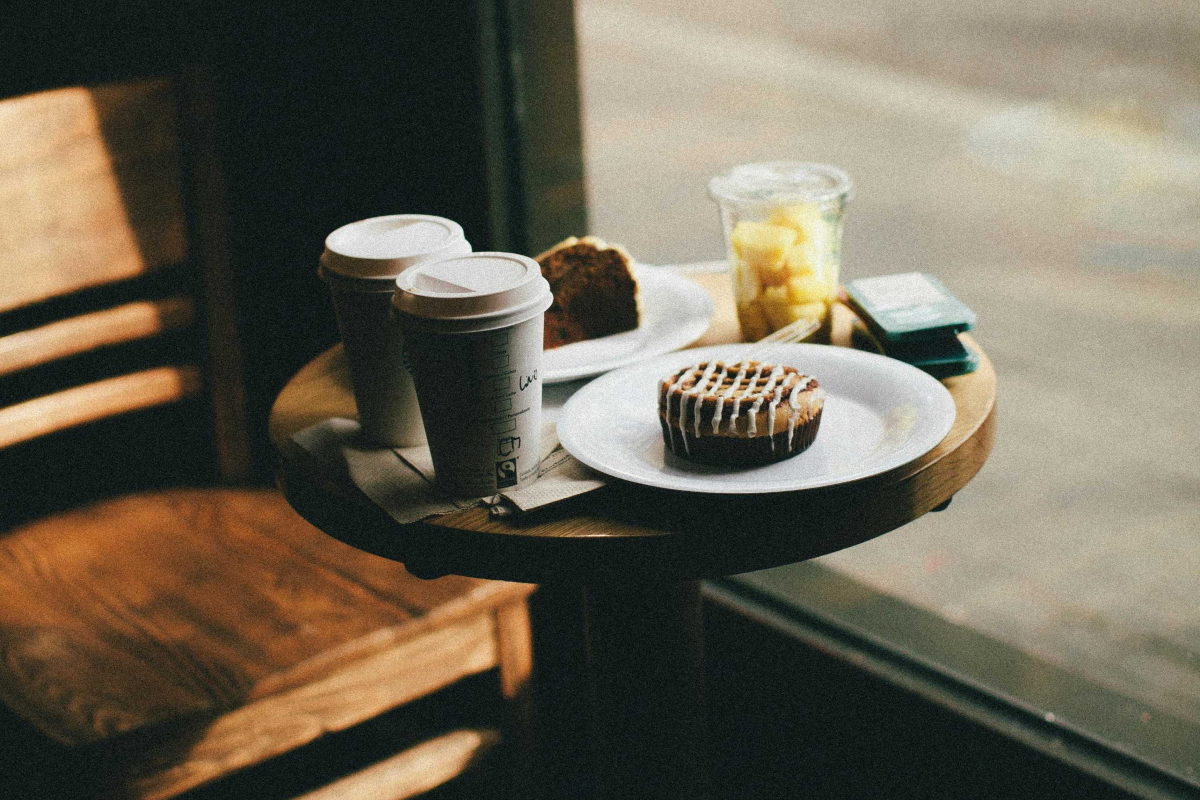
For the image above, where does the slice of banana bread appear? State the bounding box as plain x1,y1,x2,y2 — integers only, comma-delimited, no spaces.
535,236,640,349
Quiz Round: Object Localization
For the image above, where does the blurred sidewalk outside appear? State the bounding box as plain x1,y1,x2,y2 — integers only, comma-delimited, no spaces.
577,0,1200,726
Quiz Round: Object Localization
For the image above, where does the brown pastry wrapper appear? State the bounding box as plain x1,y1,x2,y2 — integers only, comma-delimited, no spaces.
660,406,822,467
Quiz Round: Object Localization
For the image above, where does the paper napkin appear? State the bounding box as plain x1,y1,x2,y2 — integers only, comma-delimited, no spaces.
291,419,606,524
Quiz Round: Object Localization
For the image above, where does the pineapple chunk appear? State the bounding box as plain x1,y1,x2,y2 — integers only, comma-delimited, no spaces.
789,301,828,324
736,300,771,341
768,203,826,244
784,240,821,278
760,285,793,330
786,274,829,305
757,257,790,287
731,221,797,275
763,285,827,331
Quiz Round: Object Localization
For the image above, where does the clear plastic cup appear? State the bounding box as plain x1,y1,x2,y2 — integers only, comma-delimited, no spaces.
708,162,853,344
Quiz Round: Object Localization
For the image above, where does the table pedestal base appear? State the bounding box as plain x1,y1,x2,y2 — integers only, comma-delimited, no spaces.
583,580,709,800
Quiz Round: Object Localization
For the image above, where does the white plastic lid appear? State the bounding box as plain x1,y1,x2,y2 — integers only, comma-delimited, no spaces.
708,162,853,207
320,214,471,284
393,252,552,332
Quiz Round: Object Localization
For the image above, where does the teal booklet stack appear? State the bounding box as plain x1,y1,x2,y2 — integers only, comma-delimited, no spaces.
844,272,979,378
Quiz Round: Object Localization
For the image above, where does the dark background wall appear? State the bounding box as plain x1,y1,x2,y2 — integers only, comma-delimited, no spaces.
201,3,505,476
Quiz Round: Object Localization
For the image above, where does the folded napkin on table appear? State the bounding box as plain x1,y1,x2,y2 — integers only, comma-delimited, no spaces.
291,418,607,524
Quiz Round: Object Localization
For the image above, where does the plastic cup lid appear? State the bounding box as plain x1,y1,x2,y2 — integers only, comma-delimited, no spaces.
393,252,552,331
321,214,471,282
708,161,853,206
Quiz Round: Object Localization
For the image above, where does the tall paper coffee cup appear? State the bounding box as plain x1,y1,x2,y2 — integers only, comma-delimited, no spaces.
393,253,553,497
320,214,471,446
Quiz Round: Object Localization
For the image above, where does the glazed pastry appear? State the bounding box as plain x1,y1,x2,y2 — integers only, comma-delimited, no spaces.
658,360,824,466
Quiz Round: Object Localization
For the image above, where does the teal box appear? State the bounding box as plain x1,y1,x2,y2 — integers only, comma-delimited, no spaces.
879,332,979,378
845,272,976,341
882,331,967,364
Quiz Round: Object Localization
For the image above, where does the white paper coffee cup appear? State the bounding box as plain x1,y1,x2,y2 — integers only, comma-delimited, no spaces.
320,215,471,447
393,252,553,497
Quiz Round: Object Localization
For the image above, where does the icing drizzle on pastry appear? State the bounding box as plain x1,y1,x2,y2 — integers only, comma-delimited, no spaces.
662,361,821,456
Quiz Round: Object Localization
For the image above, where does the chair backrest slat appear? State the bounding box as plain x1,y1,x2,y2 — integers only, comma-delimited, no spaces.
0,80,188,314
0,366,203,449
0,298,195,378
0,76,249,477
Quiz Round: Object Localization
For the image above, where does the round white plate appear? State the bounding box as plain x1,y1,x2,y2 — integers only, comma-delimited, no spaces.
542,265,714,384
557,343,956,494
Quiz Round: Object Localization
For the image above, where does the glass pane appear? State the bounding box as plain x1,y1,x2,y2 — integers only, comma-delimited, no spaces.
576,0,1200,784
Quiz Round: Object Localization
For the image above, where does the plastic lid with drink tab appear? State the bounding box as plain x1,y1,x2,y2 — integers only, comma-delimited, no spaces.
392,252,553,332
320,214,472,286
708,162,853,207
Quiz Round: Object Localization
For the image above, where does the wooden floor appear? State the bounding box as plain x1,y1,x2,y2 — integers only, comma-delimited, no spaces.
577,0,1200,735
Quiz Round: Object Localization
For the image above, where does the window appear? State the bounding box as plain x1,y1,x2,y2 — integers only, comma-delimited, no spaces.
577,0,1200,789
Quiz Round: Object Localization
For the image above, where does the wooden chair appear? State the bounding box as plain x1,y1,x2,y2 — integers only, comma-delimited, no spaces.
0,76,535,799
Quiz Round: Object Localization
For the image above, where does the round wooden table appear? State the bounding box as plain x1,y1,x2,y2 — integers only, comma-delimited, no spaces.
269,270,996,798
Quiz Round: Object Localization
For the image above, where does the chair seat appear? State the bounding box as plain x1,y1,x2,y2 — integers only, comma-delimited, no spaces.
0,487,533,798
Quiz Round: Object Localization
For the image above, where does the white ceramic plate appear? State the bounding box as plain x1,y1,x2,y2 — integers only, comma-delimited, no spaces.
541,265,714,384
557,343,956,494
